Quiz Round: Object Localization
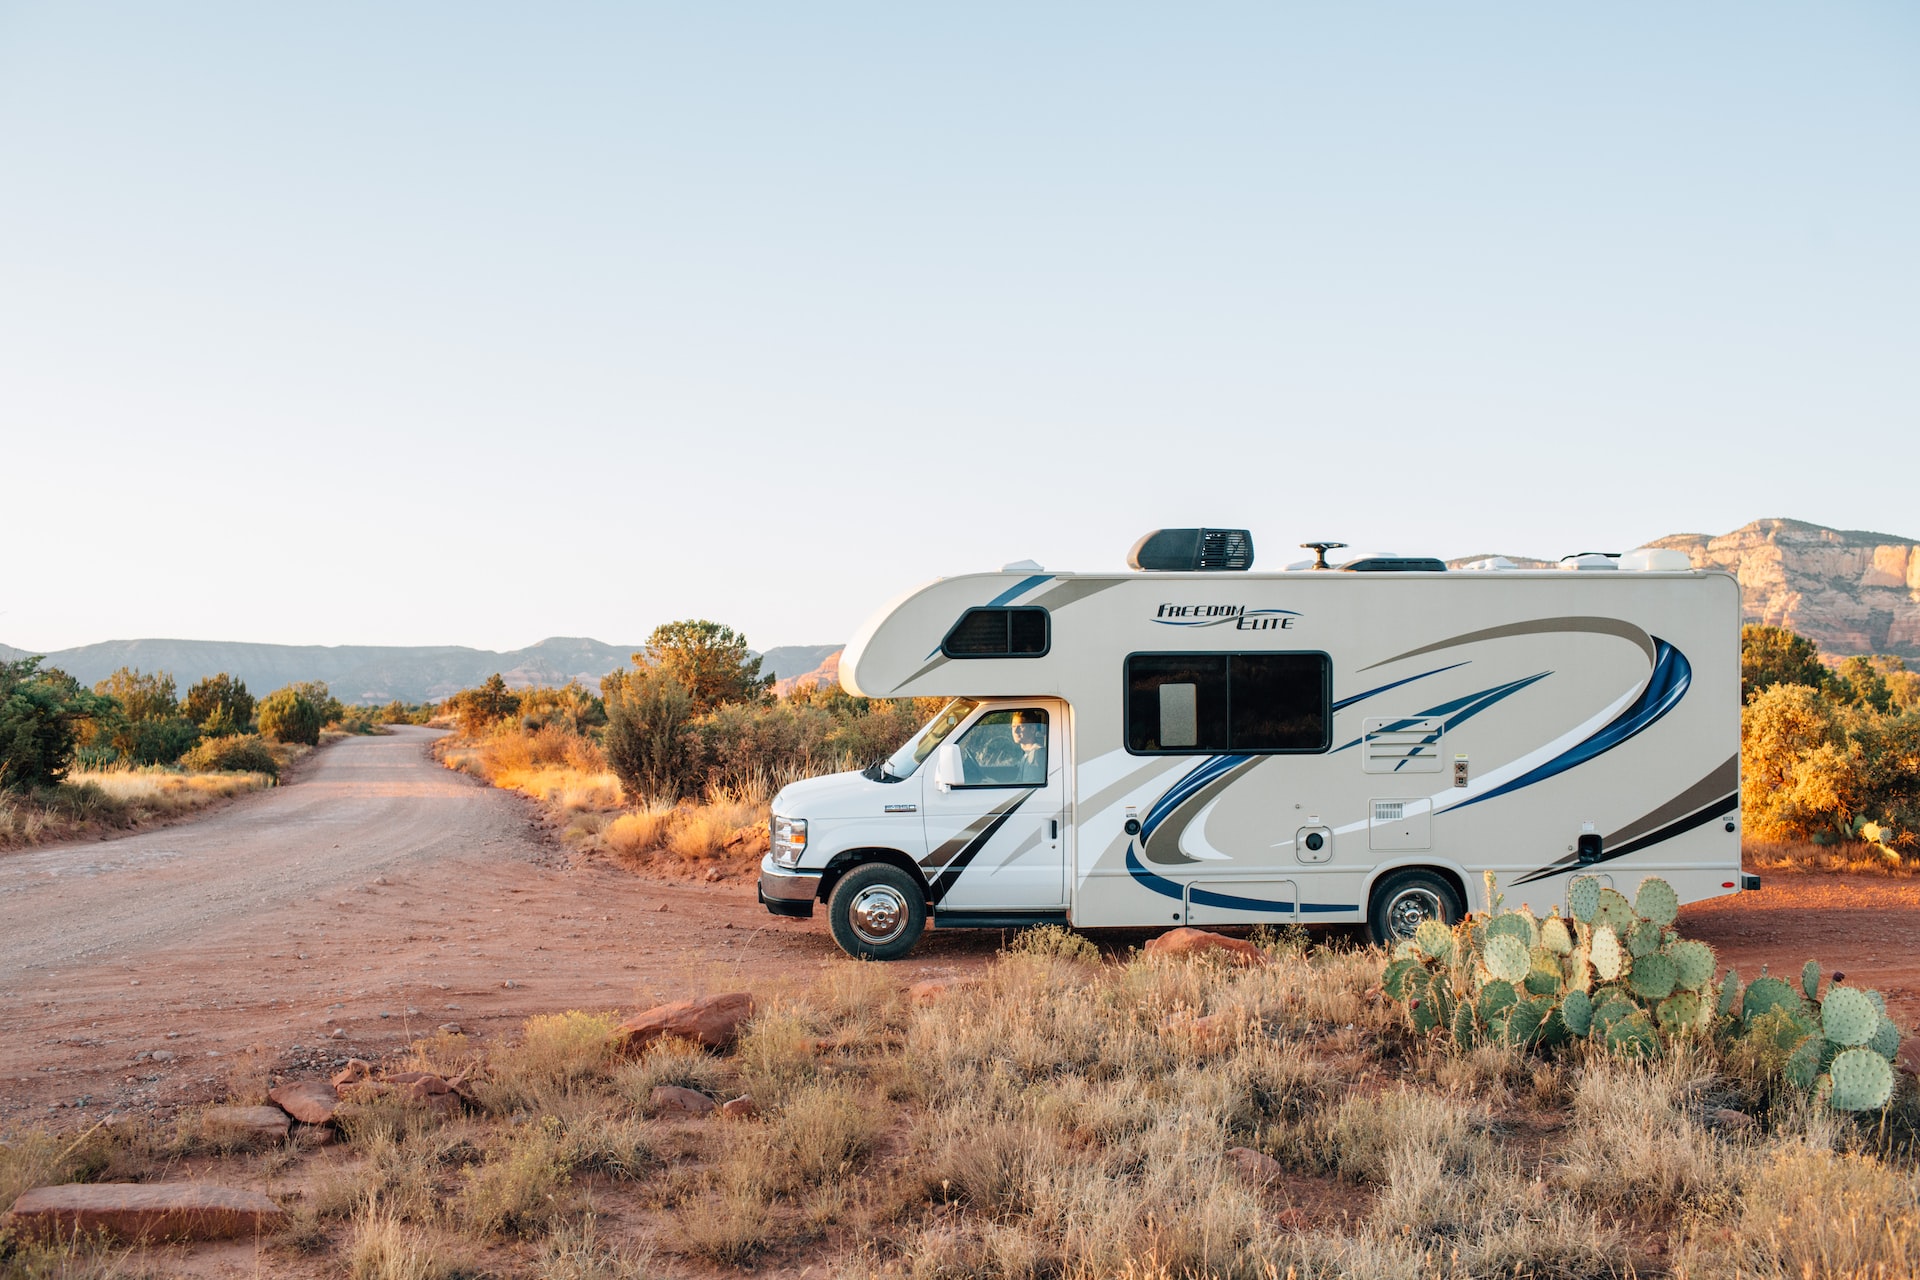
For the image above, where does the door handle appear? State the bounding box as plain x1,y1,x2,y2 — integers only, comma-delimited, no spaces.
1050,819,1059,840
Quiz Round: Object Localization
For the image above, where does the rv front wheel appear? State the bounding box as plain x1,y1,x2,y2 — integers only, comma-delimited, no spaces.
1368,870,1464,947
827,863,926,961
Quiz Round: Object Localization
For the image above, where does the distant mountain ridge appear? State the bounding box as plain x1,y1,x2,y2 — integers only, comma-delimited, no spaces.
0,637,844,704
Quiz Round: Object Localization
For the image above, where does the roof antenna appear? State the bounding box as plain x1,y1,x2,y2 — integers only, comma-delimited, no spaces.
1300,541,1347,571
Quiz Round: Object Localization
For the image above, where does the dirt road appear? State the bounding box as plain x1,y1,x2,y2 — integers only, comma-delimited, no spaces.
0,729,988,1127
3,729,1916,1127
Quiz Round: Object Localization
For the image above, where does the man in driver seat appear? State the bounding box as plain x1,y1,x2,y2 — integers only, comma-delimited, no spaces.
1006,710,1046,785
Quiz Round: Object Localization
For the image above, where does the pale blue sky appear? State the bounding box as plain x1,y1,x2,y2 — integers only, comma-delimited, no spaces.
2,4,1915,654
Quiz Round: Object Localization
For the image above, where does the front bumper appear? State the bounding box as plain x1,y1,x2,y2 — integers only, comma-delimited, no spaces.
758,864,822,918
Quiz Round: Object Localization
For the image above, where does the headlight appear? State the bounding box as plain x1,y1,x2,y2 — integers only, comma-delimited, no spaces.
771,815,808,867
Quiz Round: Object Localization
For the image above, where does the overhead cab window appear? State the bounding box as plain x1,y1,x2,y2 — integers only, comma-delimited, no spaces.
1126,652,1331,754
942,606,1049,658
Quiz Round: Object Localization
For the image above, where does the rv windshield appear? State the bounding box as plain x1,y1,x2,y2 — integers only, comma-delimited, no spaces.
877,698,980,781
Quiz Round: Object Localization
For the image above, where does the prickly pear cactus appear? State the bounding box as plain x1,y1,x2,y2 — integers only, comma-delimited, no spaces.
1634,876,1679,927
1606,1011,1657,1059
1628,919,1665,960
1800,959,1821,1003
1656,991,1702,1037
1485,912,1535,950
1870,1015,1901,1062
1630,952,1677,1001
1717,970,1743,1018
1484,934,1530,984
1595,888,1638,934
1820,987,1879,1047
1827,1047,1894,1111
1742,976,1803,1023
1540,915,1573,956
1562,989,1594,1036
1669,940,1716,992
1568,875,1601,924
1413,919,1453,961
1451,996,1478,1048
1591,926,1624,982
1478,979,1518,1023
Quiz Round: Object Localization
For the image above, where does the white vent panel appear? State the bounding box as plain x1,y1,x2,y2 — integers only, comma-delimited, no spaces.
1362,717,1445,774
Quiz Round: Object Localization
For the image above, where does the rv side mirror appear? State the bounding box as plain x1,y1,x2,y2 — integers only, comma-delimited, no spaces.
933,744,962,792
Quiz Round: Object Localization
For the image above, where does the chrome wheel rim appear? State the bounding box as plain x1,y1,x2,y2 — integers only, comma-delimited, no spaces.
848,884,909,946
1385,888,1443,941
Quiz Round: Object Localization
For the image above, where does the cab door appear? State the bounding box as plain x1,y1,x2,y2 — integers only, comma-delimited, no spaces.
921,700,1068,911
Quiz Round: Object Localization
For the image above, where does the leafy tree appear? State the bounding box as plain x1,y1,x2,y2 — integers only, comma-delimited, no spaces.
257,688,323,746
1,659,107,792
452,674,519,734
602,665,696,800
93,667,178,723
1739,625,1831,703
517,683,606,734
288,680,346,726
1835,655,1893,714
642,620,771,714
184,673,255,737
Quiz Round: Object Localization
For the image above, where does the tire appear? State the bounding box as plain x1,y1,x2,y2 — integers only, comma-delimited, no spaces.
1367,869,1465,947
827,863,927,961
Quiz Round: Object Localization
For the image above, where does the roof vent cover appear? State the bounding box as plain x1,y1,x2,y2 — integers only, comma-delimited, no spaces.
1128,528,1255,572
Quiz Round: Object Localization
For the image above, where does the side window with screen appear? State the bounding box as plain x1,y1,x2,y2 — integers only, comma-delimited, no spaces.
1126,653,1330,754
942,607,1049,658
954,709,1049,786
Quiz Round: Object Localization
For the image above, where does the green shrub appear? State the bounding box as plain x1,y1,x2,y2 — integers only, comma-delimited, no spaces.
452,674,519,734
602,665,697,800
129,716,200,766
181,733,279,779
184,673,255,736
1,659,108,792
257,688,323,746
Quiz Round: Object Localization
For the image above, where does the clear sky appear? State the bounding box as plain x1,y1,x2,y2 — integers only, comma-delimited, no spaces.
3,3,1916,655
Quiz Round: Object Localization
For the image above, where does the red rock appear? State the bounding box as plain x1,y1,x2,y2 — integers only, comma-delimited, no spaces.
909,979,954,1004
718,1095,758,1119
331,1059,375,1088
268,1081,340,1125
200,1106,289,1146
615,992,754,1052
2,1183,283,1242
1143,928,1266,966
381,1071,452,1096
1226,1146,1284,1186
650,1085,717,1116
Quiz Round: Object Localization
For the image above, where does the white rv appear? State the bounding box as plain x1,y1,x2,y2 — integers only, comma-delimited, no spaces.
758,529,1751,959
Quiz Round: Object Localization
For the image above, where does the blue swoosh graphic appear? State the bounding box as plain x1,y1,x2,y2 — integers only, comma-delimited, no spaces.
1450,639,1690,811
1332,671,1552,753
1140,754,1251,840
1125,843,1355,914
1330,662,1471,713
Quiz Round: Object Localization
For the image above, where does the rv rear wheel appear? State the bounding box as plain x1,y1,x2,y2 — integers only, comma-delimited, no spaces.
1368,870,1464,947
827,863,927,961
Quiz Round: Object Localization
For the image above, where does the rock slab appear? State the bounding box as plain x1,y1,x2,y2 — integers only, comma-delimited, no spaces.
268,1080,340,1125
650,1085,717,1116
200,1106,290,1145
1144,928,1266,966
616,992,754,1051
2,1183,283,1242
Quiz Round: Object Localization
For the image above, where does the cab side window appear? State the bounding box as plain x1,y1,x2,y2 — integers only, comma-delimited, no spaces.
954,709,1049,786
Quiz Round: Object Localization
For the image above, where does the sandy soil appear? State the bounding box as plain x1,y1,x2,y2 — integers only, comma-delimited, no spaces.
4,728,1916,1128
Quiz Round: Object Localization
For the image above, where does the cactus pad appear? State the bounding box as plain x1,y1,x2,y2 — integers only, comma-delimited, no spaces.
1595,888,1638,934
1800,959,1821,1003
1383,957,1420,1000
1605,1011,1658,1059
1785,1034,1827,1091
1828,1047,1895,1111
1742,975,1802,1023
1717,970,1743,1018
1821,986,1879,1046
1866,989,1888,1016
1669,940,1716,992
1485,913,1535,950
1562,989,1595,1036
1484,934,1530,984
1540,916,1573,956
1568,875,1601,923
1413,919,1453,961
1591,926,1624,981
1410,993,1440,1032
1657,992,1702,1037
1634,876,1679,927
1870,1014,1901,1062
1630,952,1677,1001
1451,997,1477,1048
1594,996,1639,1035
1507,996,1551,1046
1628,920,1665,959
1478,979,1519,1022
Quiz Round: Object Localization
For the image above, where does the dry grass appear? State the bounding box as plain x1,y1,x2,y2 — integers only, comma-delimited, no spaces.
1746,837,1914,876
8,936,1919,1277
435,728,769,872
0,769,272,850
